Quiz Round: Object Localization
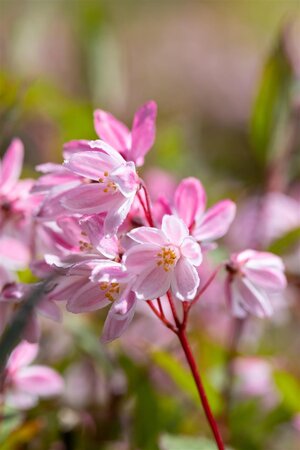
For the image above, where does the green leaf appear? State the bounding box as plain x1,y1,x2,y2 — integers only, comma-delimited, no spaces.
151,350,223,414
273,370,300,413
250,32,296,165
267,227,300,255
160,434,231,450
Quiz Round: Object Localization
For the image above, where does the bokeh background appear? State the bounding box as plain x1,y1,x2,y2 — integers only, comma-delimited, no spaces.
0,1,300,449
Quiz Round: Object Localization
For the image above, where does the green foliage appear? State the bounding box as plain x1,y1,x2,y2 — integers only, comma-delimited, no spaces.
267,227,300,255
151,349,223,414
273,370,300,413
250,31,297,165
160,434,221,450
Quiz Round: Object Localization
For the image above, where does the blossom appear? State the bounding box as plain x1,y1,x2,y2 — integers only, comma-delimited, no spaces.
0,139,41,269
61,140,140,235
57,259,137,343
124,215,202,301
94,101,157,167
2,341,63,409
174,177,236,244
226,250,287,318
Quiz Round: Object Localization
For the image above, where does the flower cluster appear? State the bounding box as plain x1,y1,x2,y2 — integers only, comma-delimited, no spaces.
0,101,287,347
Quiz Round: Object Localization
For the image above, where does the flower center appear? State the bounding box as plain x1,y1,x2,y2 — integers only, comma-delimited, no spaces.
99,281,120,302
157,246,178,272
98,171,118,193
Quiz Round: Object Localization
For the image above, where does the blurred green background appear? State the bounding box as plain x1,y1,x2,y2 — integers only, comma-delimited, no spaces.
0,1,300,449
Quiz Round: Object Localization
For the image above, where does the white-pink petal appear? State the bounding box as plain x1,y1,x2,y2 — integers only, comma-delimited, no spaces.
171,258,199,301
161,215,189,245
194,200,236,241
7,341,38,374
127,227,165,245
174,177,206,228
133,265,172,300
0,138,24,193
94,109,130,152
14,366,63,397
180,237,202,266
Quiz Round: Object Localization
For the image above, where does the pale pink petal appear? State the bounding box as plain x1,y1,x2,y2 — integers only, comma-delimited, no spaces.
7,341,39,373
171,258,199,301
80,215,118,258
174,177,206,228
161,215,189,245
61,183,119,214
94,109,130,152
5,390,38,409
194,200,236,241
64,139,124,165
235,278,273,318
180,237,202,266
36,300,61,322
0,138,24,193
104,195,135,236
66,282,111,313
110,161,139,197
243,267,287,292
64,151,116,180
127,227,165,245
46,276,89,302
15,366,63,397
244,251,285,271
0,237,30,270
133,265,171,300
101,292,136,343
131,101,157,166
124,243,160,273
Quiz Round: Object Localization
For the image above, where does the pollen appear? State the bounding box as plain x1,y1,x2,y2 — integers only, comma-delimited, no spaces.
78,240,93,251
99,281,120,302
157,246,177,272
98,171,117,193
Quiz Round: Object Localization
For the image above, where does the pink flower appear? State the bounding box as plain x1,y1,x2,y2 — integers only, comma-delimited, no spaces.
174,177,236,244
124,215,202,301
61,140,140,235
2,341,63,410
233,357,278,407
226,250,287,318
94,101,157,167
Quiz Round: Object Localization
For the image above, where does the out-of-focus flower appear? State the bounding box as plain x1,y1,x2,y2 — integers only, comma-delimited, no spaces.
0,139,41,269
124,214,202,300
226,250,287,318
61,140,139,235
94,101,157,167
174,177,236,245
233,357,278,406
1,341,63,410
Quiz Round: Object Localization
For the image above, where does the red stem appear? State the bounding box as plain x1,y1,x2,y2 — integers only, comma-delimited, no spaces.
177,329,225,450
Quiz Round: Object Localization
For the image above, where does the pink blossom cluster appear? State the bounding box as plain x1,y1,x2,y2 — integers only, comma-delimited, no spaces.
0,101,287,347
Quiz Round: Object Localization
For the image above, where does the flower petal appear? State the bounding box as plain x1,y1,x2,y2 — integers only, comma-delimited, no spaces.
133,265,172,300
131,101,157,166
180,237,202,266
0,138,24,193
66,282,111,313
127,227,165,245
64,151,116,180
15,366,63,397
235,278,273,318
104,195,135,236
7,341,39,373
61,183,119,215
194,200,236,241
101,292,136,343
161,215,189,245
171,258,199,301
174,177,206,228
124,243,160,273
94,109,130,152
243,267,286,292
